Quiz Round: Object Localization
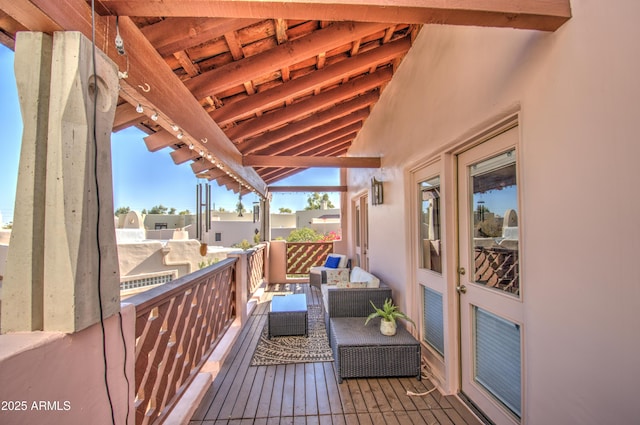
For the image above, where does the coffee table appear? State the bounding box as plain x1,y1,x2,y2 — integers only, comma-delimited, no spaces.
268,293,308,338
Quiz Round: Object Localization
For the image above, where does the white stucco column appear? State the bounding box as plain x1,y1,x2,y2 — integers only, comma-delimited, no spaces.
42,32,121,332
1,33,53,332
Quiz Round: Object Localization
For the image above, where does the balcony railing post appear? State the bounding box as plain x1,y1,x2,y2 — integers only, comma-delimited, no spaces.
229,251,250,324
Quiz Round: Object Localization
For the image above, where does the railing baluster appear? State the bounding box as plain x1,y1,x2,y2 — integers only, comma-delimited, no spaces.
247,244,266,295
286,242,333,275
129,257,238,425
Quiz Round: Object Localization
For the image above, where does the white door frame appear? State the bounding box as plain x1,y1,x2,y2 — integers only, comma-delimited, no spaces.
456,122,524,425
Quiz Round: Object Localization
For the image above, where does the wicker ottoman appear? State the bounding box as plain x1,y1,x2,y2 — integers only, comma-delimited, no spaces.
268,294,308,338
329,317,421,383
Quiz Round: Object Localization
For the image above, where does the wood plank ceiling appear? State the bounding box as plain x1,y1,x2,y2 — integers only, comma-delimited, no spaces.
0,1,571,197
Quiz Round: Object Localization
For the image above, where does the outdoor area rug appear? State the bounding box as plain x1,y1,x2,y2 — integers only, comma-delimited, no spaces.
250,305,334,366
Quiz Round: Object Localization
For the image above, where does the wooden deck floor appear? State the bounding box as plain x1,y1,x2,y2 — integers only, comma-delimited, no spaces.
190,284,482,425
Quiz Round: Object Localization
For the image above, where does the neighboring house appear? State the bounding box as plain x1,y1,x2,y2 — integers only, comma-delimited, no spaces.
118,208,341,246
112,207,340,292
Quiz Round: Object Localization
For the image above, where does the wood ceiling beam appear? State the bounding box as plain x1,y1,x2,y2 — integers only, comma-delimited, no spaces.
113,102,143,132
15,0,266,195
265,125,360,157
268,185,348,193
252,111,366,156
91,0,572,31
194,167,226,181
170,145,200,164
210,37,410,126
244,155,379,168
263,168,307,185
226,68,392,141
238,92,376,154
185,21,390,99
191,158,215,174
0,0,61,34
0,31,14,49
173,50,200,77
256,132,355,182
292,134,355,157
144,130,178,152
268,134,355,171
141,17,259,57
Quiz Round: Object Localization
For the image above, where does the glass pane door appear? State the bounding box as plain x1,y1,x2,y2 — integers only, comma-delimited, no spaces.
470,150,520,296
458,125,523,425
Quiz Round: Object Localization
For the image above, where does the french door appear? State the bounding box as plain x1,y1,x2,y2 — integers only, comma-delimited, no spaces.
413,162,447,377
457,125,524,425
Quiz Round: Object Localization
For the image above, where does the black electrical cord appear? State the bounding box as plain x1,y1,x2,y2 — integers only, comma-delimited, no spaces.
91,1,116,424
118,311,131,425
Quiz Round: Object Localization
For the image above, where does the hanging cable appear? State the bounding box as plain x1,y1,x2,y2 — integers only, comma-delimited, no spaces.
92,2,116,424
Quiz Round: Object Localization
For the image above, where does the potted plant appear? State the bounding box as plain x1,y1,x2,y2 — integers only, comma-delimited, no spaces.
365,298,415,336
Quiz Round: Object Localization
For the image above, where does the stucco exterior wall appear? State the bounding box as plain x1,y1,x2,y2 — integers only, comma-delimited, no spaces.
0,303,135,424
117,240,230,279
207,221,261,248
347,2,640,424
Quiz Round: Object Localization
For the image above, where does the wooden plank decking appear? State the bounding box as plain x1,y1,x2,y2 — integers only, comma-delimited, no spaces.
190,284,482,425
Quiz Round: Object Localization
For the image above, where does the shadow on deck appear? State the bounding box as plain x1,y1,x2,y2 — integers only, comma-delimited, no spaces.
190,283,481,425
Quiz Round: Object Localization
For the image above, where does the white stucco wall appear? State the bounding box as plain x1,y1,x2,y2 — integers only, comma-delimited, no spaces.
347,2,640,424
117,240,230,279
0,303,135,425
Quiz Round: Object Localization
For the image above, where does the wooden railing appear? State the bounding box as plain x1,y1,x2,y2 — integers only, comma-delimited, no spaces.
247,244,266,295
474,246,519,295
286,242,333,275
129,257,238,425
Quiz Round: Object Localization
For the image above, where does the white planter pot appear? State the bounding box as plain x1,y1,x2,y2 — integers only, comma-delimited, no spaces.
380,319,397,336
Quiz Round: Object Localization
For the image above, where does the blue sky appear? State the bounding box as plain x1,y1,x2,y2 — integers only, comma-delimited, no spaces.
0,44,339,224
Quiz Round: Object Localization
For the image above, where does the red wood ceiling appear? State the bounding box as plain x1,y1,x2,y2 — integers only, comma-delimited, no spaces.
117,17,418,191
0,1,571,194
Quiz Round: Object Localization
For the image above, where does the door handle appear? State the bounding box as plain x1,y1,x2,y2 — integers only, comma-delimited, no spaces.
457,285,467,294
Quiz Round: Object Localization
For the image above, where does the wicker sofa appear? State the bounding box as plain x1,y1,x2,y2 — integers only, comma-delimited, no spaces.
319,271,421,382
309,253,350,289
318,266,385,317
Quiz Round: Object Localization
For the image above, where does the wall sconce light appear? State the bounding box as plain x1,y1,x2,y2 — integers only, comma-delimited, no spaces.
371,177,384,205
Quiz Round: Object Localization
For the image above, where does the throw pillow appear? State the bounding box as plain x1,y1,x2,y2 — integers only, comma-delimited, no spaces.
336,281,367,288
326,269,349,285
324,255,341,268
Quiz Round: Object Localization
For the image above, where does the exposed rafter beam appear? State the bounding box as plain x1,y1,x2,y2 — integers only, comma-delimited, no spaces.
144,130,178,152
244,155,380,168
141,17,260,56
8,0,267,196
227,68,392,141
238,92,377,154
268,185,348,193
210,37,410,126
170,145,199,164
253,109,367,156
256,133,356,182
255,122,362,156
185,21,389,99
92,0,572,31
113,102,143,132
279,133,356,158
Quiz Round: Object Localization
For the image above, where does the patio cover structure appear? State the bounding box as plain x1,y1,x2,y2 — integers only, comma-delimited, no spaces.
0,0,571,197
